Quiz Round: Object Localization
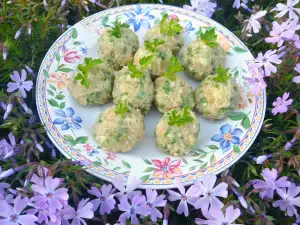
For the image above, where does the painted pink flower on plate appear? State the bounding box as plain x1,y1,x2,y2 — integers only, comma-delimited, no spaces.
48,72,68,90
64,49,81,63
106,152,117,161
151,157,182,178
168,14,178,20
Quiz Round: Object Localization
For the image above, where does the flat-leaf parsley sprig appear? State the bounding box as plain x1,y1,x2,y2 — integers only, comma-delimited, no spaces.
108,20,130,38
159,14,183,36
128,55,154,78
213,66,232,83
115,101,128,118
196,27,218,48
162,56,184,81
144,39,165,52
74,57,103,87
168,106,193,126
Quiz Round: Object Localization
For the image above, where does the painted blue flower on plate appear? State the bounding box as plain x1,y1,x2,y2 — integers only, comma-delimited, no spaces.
211,124,243,152
53,107,82,130
182,21,195,34
124,5,155,31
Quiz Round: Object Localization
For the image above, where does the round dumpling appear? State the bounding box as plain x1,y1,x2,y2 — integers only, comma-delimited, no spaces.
180,40,226,81
133,47,172,79
93,105,144,152
113,66,154,114
154,76,195,113
156,108,200,156
144,20,184,54
68,61,114,106
194,74,238,120
98,27,139,70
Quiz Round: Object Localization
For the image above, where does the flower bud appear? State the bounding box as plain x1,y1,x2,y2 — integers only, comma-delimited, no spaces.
0,169,15,180
3,101,13,120
3,47,7,60
15,26,24,40
27,24,32,35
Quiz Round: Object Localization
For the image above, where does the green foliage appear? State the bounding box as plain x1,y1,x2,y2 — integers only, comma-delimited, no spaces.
128,55,153,78
74,57,103,87
108,19,130,38
159,14,183,36
115,101,128,118
168,106,193,126
197,27,218,48
144,38,165,52
162,56,183,80
213,66,232,83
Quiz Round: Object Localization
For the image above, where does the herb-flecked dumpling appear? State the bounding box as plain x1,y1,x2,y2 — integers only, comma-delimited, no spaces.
154,56,194,113
180,27,226,81
68,58,114,106
194,67,238,120
156,107,200,156
93,103,144,153
113,56,154,114
98,20,139,70
144,14,184,54
134,39,172,80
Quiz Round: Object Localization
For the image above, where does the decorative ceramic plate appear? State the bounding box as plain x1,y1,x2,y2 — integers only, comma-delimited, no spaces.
36,4,266,189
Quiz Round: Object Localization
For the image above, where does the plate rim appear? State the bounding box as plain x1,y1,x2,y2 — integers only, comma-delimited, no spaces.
36,3,267,189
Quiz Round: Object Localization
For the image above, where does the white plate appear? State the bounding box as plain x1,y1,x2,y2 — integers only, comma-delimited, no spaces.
36,4,266,189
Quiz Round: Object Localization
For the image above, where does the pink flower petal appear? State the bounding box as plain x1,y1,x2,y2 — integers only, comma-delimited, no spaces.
20,69,27,82
7,82,19,92
45,177,61,192
17,214,38,225
225,205,241,223
0,200,13,217
23,80,33,91
14,196,28,215
176,200,188,217
54,188,69,200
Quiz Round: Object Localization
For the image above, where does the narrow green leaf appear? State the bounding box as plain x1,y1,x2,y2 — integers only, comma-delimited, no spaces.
104,158,109,165
143,158,152,165
181,158,188,164
56,94,65,100
296,115,300,126
140,174,151,182
48,99,59,108
200,162,208,169
71,28,78,39
210,154,215,164
43,69,49,78
189,166,197,171
56,53,60,61
113,167,121,171
227,51,233,56
75,136,88,144
47,89,54,96
73,41,82,46
232,46,247,53
49,84,56,91
122,160,131,169
93,161,102,166
193,159,204,163
59,102,65,109
63,135,76,146
242,116,250,129
198,153,208,159
233,145,241,153
228,111,247,120
143,167,155,172
102,15,109,25
58,68,73,72
206,145,219,150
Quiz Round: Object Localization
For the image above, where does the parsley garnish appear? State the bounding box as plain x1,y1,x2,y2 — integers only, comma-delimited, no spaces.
213,66,232,83
74,57,103,87
128,55,153,78
115,101,128,118
162,56,183,81
108,20,130,38
144,39,165,52
159,14,183,36
197,27,218,48
168,107,193,126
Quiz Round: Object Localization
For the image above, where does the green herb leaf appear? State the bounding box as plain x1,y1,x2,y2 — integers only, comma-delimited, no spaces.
144,39,165,52
128,62,144,78
159,14,183,36
139,55,153,69
213,66,232,83
168,106,193,126
198,27,218,48
162,56,183,81
115,101,128,118
108,20,129,38
74,57,103,87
